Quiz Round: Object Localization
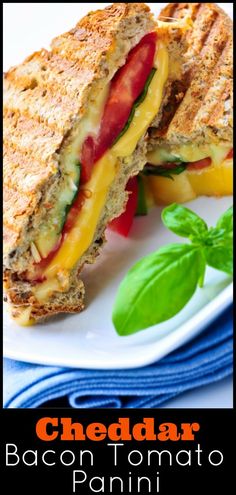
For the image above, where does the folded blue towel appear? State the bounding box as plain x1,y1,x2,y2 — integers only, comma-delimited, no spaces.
3,306,233,408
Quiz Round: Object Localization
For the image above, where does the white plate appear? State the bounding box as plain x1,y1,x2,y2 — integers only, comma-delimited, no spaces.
4,197,233,368
3,4,233,368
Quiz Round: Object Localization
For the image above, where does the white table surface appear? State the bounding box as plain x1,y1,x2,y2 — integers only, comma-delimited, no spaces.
3,3,233,409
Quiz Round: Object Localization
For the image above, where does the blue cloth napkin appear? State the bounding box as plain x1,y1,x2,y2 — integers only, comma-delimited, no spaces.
3,306,233,408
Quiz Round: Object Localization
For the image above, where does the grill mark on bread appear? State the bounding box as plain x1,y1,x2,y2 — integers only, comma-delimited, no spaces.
4,81,83,133
160,3,178,19
5,51,94,99
4,142,54,194
163,4,219,58
168,3,179,18
4,111,63,163
159,3,201,21
200,14,227,60
150,2,232,145
171,3,194,20
4,57,92,136
189,3,201,21
3,187,39,234
195,41,232,131
187,6,219,55
179,15,229,133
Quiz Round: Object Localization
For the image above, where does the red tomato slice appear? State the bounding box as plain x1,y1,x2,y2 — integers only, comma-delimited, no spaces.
187,157,212,170
226,148,233,159
108,177,138,237
81,32,157,184
80,136,95,184
162,162,182,169
27,191,87,281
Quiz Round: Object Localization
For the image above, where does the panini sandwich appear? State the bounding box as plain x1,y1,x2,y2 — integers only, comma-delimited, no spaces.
146,2,233,204
3,3,187,324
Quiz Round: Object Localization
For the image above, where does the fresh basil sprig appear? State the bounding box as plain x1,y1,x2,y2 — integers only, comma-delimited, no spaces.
112,204,233,336
203,207,233,275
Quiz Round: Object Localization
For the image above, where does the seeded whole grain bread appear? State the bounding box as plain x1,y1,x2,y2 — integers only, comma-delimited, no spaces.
3,3,159,322
3,3,188,322
149,2,233,148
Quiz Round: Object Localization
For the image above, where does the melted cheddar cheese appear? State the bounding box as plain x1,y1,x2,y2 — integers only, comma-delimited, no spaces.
147,143,232,168
148,158,233,205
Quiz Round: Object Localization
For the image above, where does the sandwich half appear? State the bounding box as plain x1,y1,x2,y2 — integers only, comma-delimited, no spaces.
145,2,233,204
3,3,187,325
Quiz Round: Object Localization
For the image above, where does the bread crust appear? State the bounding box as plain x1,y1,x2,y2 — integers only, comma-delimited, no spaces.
3,3,155,263
150,2,233,146
3,3,156,321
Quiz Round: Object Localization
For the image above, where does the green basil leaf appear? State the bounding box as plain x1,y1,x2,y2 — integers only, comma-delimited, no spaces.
161,203,208,239
202,226,232,247
135,67,157,106
205,245,233,275
143,164,186,180
113,68,157,145
216,205,233,232
112,244,204,335
136,176,148,216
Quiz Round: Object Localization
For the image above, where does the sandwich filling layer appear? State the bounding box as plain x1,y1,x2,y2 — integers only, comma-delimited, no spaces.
145,144,233,204
17,34,169,322
147,143,233,168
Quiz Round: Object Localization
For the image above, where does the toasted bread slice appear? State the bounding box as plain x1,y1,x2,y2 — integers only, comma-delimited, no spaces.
4,3,155,268
4,3,188,324
146,3,233,205
4,3,157,323
150,2,233,144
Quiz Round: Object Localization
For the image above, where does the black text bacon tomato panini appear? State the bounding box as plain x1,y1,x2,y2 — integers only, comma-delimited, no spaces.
146,2,233,204
4,3,186,325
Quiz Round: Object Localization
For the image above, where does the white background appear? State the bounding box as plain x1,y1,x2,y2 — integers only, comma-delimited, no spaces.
3,3,233,70
3,3,233,408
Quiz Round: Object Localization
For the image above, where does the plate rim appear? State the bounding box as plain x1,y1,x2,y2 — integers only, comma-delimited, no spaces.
4,282,233,369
